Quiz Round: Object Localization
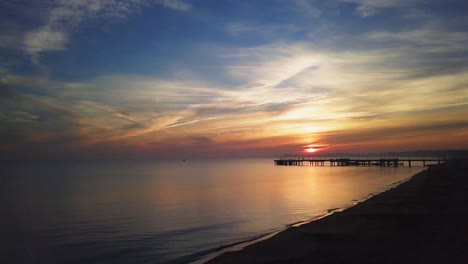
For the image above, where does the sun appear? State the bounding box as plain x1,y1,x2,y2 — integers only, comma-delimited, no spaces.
305,148,318,153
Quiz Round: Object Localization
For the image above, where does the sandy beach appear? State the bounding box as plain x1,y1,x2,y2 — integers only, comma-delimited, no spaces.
208,160,468,263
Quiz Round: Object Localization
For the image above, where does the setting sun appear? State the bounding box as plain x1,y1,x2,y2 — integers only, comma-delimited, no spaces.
305,148,318,153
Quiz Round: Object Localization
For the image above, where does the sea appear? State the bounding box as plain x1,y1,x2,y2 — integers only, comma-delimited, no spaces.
1,158,426,263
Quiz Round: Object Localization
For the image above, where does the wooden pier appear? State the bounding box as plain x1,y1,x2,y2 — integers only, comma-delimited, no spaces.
274,158,445,167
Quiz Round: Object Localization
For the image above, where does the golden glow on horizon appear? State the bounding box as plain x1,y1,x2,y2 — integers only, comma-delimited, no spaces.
50,68,468,154
305,148,318,153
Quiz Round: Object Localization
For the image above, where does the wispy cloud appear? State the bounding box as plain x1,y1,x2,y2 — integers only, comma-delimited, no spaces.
293,0,322,18
317,119,468,151
25,28,67,55
365,29,468,52
156,0,191,11
225,23,302,37
23,0,191,60
340,0,423,17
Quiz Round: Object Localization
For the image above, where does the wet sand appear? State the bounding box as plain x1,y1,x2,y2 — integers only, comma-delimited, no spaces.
208,160,468,264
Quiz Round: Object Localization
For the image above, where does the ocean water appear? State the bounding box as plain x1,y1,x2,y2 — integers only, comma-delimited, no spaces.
0,158,424,263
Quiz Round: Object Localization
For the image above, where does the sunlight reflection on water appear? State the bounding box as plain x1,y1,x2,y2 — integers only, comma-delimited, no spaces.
1,159,422,263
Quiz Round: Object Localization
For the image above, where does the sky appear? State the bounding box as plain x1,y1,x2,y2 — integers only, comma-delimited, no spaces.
1,0,467,159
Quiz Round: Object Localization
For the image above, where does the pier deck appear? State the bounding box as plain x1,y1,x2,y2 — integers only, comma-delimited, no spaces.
274,158,445,167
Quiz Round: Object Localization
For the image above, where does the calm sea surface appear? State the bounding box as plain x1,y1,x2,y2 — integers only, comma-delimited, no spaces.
1,158,424,263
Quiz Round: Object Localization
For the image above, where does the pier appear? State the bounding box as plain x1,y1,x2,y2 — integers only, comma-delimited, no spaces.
274,158,445,167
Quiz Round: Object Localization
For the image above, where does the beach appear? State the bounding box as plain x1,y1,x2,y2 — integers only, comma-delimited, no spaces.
208,160,468,263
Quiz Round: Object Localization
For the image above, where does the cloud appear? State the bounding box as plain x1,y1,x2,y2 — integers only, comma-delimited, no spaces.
220,43,327,90
318,120,468,151
225,23,302,37
22,0,191,59
24,27,67,54
341,0,422,17
73,99,141,125
293,0,322,18
1,111,40,123
365,29,468,52
156,0,191,11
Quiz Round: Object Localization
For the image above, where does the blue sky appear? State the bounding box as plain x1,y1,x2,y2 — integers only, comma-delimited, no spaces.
1,0,468,159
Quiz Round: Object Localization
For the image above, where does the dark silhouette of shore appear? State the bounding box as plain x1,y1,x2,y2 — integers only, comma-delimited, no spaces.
208,160,468,263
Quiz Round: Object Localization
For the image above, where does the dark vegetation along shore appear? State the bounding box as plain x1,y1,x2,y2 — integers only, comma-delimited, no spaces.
208,160,468,263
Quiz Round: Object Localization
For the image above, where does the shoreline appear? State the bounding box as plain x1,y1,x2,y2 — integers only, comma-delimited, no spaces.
206,160,468,263
191,167,422,263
